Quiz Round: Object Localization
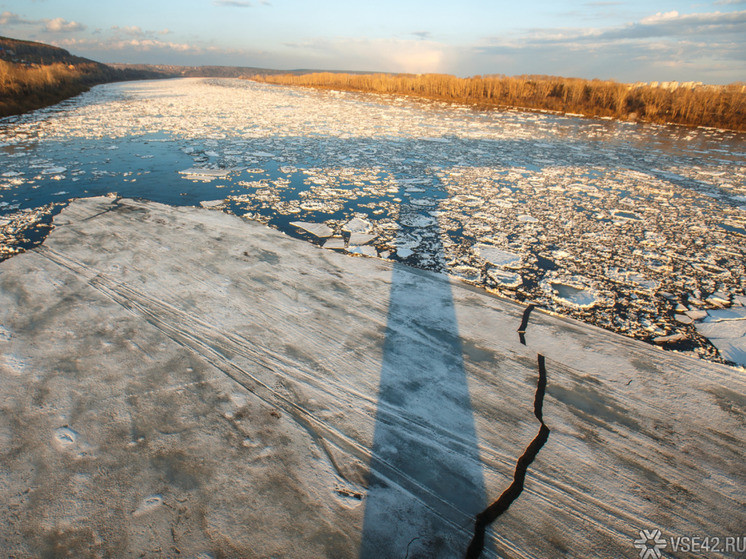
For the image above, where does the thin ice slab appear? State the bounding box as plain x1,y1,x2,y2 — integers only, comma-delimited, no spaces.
0,197,743,558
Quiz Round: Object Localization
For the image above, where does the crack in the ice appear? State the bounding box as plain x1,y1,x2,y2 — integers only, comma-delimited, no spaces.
404,536,421,559
517,304,535,346
466,303,550,559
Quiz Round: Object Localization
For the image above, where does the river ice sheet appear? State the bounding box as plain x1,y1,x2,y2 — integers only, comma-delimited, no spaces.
0,77,745,365
0,197,743,557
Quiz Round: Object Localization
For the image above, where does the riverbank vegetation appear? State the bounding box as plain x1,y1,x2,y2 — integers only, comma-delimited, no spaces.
0,36,165,118
249,72,746,131
0,60,110,117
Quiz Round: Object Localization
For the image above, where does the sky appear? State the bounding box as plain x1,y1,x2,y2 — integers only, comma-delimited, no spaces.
1,0,745,84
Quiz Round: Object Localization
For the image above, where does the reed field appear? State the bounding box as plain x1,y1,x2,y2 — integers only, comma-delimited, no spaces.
250,72,746,131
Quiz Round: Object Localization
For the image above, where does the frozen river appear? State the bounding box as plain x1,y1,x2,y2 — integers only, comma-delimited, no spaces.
1,77,745,364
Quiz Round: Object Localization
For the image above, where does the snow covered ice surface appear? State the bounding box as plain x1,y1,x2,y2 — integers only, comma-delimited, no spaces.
0,77,744,364
0,197,744,558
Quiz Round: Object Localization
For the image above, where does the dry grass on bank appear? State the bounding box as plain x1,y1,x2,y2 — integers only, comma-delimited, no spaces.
0,60,111,117
249,72,746,131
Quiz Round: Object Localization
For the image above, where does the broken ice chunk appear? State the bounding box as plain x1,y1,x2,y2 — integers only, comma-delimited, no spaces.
654,333,687,345
675,314,694,325
450,265,481,282
342,217,372,234
542,279,599,308
179,168,234,181
290,221,333,238
348,232,376,245
41,166,67,174
695,307,746,365
685,310,708,321
323,237,346,250
347,245,377,257
487,269,522,288
399,214,437,228
200,200,225,208
475,244,521,268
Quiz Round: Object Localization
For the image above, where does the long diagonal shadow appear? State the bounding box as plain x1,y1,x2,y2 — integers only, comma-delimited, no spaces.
360,199,487,558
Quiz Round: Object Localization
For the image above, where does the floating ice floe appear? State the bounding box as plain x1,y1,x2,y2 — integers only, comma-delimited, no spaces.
474,244,521,268
179,168,235,181
695,307,746,366
323,237,346,250
342,217,372,234
399,213,437,228
41,166,67,174
541,276,599,308
200,200,225,208
450,265,481,282
347,245,377,257
290,221,333,238
348,232,376,245
487,269,522,288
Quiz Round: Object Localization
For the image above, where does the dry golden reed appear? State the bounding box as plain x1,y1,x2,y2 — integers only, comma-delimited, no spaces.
249,72,746,131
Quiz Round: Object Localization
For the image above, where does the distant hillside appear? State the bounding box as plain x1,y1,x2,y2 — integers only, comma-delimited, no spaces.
0,35,94,66
0,36,167,117
109,63,372,79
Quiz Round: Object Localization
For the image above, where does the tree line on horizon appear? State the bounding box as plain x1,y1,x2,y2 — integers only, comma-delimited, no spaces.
248,72,746,131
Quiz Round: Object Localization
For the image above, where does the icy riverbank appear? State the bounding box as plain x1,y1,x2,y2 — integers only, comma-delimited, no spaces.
0,197,743,557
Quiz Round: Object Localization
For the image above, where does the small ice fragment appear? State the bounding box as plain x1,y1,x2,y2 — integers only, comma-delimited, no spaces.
347,245,377,257
549,282,598,308
517,214,538,223
323,237,346,250
396,247,414,258
685,310,708,321
451,266,481,282
179,168,233,181
42,166,67,174
475,244,521,268
675,314,694,325
348,232,376,245
654,333,687,345
488,269,522,288
342,217,372,234
399,214,437,228
290,221,333,238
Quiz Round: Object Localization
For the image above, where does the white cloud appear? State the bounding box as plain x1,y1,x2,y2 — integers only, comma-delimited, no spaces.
45,17,86,33
0,11,33,25
213,0,251,6
284,37,447,74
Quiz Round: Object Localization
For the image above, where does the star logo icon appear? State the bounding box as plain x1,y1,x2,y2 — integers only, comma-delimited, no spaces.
634,529,667,559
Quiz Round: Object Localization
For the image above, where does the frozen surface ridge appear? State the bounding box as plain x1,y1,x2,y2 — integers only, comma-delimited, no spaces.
0,197,744,558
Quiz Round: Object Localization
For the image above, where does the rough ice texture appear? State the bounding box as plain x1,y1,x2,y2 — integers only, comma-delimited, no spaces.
0,197,744,557
1,78,745,364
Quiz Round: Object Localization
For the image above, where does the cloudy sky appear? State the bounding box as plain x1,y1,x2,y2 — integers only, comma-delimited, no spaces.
1,0,745,84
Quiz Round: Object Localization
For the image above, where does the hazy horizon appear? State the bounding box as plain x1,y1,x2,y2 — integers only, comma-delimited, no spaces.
1,0,745,84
